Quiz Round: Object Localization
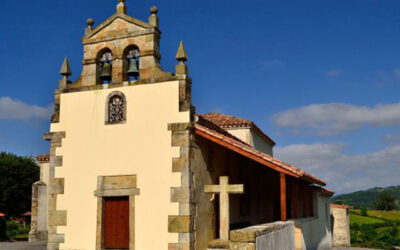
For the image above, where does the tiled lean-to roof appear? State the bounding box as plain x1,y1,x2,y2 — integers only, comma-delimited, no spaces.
195,114,326,186
198,113,276,145
36,154,50,163
331,204,351,209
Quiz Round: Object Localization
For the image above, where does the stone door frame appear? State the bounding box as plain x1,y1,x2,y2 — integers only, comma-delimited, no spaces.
94,175,140,250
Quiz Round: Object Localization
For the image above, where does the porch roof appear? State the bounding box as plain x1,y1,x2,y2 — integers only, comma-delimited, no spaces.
194,117,326,186
36,154,50,163
331,204,351,209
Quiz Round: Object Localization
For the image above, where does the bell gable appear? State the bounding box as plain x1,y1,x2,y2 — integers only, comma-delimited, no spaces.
84,14,153,42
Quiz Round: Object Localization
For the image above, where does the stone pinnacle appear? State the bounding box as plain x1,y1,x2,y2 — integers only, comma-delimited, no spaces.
176,41,188,62
59,57,72,76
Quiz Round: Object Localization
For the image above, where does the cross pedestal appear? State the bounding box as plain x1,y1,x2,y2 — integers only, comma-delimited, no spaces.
205,176,244,241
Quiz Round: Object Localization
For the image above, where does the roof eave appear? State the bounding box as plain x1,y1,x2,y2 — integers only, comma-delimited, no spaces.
195,124,328,185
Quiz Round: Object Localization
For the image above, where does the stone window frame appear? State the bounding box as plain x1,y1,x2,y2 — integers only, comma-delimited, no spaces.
105,91,127,125
94,175,140,250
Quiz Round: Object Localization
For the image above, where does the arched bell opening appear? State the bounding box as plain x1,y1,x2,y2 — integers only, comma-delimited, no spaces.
96,48,113,84
123,45,140,83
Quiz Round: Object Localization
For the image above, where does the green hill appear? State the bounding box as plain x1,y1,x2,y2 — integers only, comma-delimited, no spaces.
332,185,400,209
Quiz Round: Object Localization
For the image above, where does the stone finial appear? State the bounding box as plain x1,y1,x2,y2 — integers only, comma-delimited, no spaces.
117,0,127,14
59,57,72,77
150,6,158,15
149,6,159,28
176,41,188,62
86,18,94,28
85,18,94,36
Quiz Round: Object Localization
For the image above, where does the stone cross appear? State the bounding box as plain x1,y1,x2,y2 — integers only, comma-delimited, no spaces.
205,176,244,241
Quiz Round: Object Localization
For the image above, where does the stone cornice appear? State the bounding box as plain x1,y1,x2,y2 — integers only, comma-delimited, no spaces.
56,75,192,95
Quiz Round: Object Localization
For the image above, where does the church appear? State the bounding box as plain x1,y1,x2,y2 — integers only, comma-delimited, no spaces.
29,1,337,249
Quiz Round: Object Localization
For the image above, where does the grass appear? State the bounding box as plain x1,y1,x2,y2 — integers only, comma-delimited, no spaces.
350,209,400,249
351,209,400,221
350,213,385,225
366,210,400,221
6,221,30,241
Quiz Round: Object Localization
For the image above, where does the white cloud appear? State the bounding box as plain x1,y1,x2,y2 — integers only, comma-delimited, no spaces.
0,97,53,121
383,131,400,145
272,103,400,136
325,70,341,78
275,143,400,194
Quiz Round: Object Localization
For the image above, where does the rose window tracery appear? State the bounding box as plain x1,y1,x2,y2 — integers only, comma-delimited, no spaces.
108,95,125,123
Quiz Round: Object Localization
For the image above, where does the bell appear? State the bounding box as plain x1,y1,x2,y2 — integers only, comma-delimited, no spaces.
100,61,112,81
127,58,139,79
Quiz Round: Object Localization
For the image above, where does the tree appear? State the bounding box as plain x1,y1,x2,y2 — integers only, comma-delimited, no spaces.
372,193,397,211
360,206,368,216
0,152,39,217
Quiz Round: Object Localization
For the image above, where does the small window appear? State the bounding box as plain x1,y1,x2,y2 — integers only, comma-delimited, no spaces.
106,92,126,124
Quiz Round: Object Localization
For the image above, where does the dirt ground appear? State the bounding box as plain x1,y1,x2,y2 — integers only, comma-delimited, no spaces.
0,242,383,250
0,241,46,250
333,247,382,250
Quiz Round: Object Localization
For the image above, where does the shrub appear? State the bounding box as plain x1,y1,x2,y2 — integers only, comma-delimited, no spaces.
361,206,368,216
6,221,18,231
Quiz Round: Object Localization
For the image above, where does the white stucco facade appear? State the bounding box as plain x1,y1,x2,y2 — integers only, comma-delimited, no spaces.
294,195,332,250
226,128,273,156
50,81,190,250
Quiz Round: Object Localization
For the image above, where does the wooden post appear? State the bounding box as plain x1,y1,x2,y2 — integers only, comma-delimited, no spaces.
302,184,307,217
292,181,298,219
205,176,244,241
309,188,314,217
280,173,287,221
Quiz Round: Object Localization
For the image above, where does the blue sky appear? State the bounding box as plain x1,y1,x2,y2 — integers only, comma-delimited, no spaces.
1,0,400,194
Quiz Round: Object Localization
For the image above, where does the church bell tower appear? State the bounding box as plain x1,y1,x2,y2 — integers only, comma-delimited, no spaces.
45,1,195,249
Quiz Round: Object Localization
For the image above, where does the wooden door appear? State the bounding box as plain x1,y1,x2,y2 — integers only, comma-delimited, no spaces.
104,196,130,249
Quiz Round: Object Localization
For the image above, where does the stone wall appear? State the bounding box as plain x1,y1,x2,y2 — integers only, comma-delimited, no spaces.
331,205,350,247
256,224,294,250
29,159,50,242
229,221,295,250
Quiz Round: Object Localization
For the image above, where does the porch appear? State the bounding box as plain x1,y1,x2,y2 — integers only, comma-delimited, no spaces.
193,120,331,250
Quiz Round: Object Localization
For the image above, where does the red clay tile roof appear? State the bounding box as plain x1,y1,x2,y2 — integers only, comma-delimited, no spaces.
36,154,50,163
314,186,335,197
196,115,251,146
331,204,351,209
199,113,254,128
198,113,276,145
194,121,326,186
